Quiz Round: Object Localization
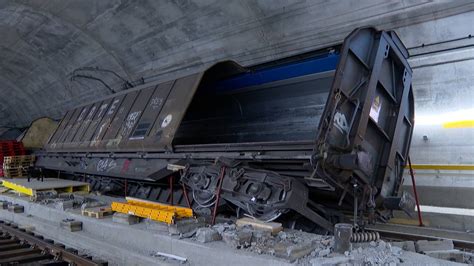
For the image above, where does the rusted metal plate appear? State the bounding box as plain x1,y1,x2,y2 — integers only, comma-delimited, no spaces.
61,106,85,145
79,99,113,148
75,102,100,143
45,110,73,148
128,81,173,144
53,108,82,148
115,85,156,149
46,73,203,153
102,91,139,148
89,94,126,150
71,104,93,143
146,73,203,151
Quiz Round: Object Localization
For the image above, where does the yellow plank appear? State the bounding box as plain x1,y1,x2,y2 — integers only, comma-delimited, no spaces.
443,120,474,128
125,197,193,217
111,202,176,224
1,180,34,196
407,164,474,171
1,179,89,196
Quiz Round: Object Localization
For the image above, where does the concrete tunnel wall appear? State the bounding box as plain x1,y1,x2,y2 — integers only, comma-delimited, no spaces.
395,12,474,230
0,0,472,127
0,1,472,222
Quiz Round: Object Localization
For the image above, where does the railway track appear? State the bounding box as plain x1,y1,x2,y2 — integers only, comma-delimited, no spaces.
0,220,107,265
366,223,474,252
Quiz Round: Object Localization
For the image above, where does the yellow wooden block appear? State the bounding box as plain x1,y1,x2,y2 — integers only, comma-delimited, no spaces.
236,217,283,234
2,180,33,196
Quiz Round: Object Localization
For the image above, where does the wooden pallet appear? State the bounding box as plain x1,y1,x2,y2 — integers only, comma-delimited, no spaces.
3,162,32,167
3,155,35,164
2,168,28,178
3,156,35,178
3,155,35,165
81,207,114,219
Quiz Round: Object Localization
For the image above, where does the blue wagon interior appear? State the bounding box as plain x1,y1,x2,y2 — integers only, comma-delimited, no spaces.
174,51,341,145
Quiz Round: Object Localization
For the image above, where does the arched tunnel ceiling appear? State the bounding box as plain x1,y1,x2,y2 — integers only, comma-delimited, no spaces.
1,0,474,127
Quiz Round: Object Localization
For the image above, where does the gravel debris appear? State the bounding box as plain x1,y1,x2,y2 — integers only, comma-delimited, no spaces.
188,222,466,265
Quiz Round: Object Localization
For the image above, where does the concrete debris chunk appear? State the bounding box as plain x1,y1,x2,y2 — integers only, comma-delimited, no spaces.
425,250,474,264
168,217,205,236
274,241,317,261
0,201,8,209
278,231,287,240
222,229,253,248
415,239,454,253
18,225,35,232
310,256,353,266
80,200,106,210
320,238,332,247
112,212,140,225
212,223,236,234
60,219,82,232
318,248,331,257
8,204,24,213
391,241,416,252
196,227,222,243
252,229,271,240
55,200,74,211
35,191,58,201
391,246,402,256
378,241,386,249
144,219,168,232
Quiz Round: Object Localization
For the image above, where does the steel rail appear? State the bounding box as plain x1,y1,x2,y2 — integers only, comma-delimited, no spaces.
366,223,474,251
0,220,106,265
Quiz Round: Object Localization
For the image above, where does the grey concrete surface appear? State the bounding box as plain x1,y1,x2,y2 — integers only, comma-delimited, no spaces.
1,177,88,189
0,192,465,265
401,168,474,209
0,193,292,266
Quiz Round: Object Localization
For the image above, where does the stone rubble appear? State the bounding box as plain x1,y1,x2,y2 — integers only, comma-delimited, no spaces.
169,217,206,237
415,239,455,253
425,250,474,264
222,227,253,248
112,212,140,225
391,240,416,252
196,227,222,243
182,220,471,265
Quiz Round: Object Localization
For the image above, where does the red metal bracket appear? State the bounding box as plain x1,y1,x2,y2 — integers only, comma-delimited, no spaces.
211,166,226,225
408,156,424,227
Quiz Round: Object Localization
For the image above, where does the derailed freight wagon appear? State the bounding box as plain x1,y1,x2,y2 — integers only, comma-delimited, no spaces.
36,27,415,231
